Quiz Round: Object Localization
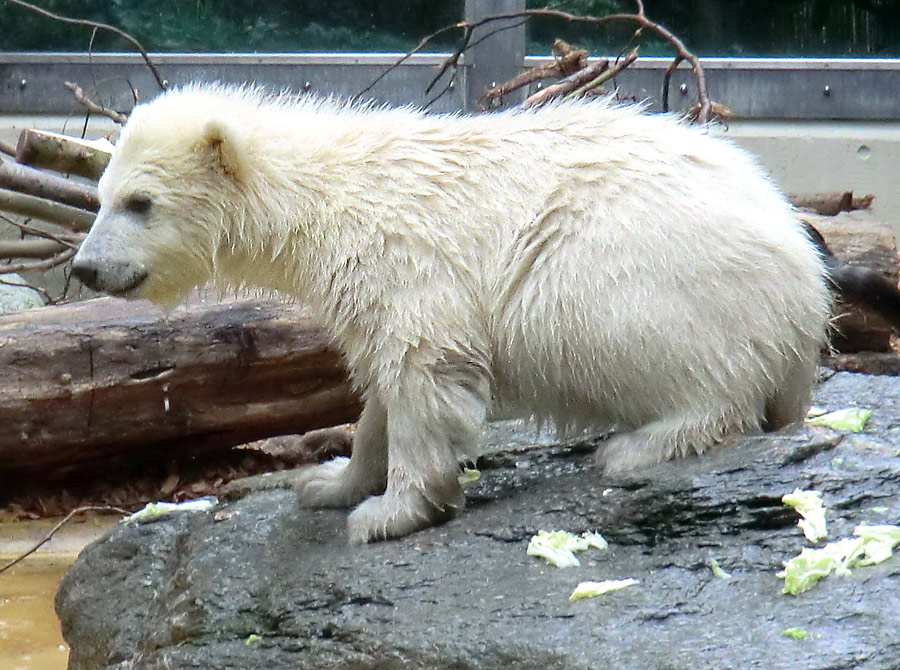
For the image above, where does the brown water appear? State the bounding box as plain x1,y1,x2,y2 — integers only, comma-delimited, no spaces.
0,515,118,670
0,557,72,670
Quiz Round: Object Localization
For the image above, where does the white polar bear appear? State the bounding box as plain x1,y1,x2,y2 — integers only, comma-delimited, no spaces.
73,84,829,543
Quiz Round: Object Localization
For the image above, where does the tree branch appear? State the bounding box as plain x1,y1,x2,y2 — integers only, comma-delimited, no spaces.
0,247,76,275
0,505,129,575
5,0,166,91
0,276,53,303
361,2,711,123
0,216,85,248
64,82,129,125
519,58,609,109
478,39,589,110
569,48,639,98
0,238,69,259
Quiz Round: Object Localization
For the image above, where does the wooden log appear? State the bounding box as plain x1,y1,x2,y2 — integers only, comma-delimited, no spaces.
15,129,112,181
825,351,900,376
0,158,99,212
0,188,95,231
790,191,874,216
801,211,900,353
0,297,361,478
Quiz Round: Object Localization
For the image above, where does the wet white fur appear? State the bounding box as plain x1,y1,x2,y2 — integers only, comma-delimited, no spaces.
76,84,829,542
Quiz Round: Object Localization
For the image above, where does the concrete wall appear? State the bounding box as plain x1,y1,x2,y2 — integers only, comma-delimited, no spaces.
718,121,900,229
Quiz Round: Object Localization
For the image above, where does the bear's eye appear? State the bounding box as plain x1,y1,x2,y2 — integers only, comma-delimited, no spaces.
124,193,152,215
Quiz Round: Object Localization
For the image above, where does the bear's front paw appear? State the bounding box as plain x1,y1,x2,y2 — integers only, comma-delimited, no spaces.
294,457,374,509
347,485,463,543
594,432,660,475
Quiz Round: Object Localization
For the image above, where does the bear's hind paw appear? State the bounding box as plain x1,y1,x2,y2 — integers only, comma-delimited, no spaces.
294,457,376,509
347,485,463,543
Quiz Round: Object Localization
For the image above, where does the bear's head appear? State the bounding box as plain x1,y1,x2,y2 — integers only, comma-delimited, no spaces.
73,87,249,308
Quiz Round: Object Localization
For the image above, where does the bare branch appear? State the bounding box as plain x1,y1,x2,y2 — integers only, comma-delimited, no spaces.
361,4,711,124
520,59,610,109
685,100,734,124
64,82,129,125
353,21,470,102
0,216,85,248
0,159,99,212
569,48,639,98
0,247,76,275
0,276,53,303
478,39,588,110
0,238,69,259
661,54,685,113
423,73,460,110
5,0,166,91
0,505,129,575
425,25,474,97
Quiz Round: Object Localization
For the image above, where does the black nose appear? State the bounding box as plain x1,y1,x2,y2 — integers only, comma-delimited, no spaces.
72,260,100,290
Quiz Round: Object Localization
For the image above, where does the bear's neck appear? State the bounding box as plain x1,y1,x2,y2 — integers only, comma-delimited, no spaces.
212,134,384,311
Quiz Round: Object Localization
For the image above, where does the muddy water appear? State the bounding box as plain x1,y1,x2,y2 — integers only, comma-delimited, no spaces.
0,516,119,670
0,557,72,670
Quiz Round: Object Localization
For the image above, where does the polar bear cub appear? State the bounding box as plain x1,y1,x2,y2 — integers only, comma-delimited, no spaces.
73,84,829,542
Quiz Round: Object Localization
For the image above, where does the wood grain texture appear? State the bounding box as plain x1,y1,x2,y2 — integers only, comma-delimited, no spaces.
0,297,361,476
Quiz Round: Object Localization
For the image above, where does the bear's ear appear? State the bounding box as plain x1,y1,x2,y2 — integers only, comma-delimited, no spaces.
201,119,246,181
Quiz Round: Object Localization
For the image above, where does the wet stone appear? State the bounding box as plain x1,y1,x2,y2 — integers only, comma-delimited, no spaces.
57,372,900,670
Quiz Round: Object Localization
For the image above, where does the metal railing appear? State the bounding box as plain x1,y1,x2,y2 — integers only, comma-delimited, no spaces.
2,0,900,121
3,51,900,120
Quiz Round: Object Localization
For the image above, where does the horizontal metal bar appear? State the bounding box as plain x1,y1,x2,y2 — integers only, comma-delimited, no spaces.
0,52,466,115
526,56,900,120
527,56,900,71
1,51,458,66
8,52,900,70
3,53,900,119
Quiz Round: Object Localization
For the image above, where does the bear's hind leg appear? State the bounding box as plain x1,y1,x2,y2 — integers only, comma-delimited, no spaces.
294,396,389,508
347,364,488,543
763,356,816,431
596,408,758,475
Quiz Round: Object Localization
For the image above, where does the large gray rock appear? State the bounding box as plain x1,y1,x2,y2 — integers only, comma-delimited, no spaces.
56,372,900,670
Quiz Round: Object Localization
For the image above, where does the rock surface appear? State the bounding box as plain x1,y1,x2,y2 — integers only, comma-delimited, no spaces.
0,272,43,313
56,372,900,670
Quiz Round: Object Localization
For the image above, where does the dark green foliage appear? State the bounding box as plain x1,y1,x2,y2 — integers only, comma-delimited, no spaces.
0,0,461,52
2,0,900,55
528,0,900,56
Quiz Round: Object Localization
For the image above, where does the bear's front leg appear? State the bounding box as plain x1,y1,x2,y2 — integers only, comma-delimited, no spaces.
347,363,488,543
294,395,389,508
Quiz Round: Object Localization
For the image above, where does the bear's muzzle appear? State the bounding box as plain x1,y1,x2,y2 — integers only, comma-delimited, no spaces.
72,257,148,297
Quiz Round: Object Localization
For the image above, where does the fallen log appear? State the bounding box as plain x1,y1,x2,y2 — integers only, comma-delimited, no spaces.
803,211,900,353
0,297,361,479
15,129,112,181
